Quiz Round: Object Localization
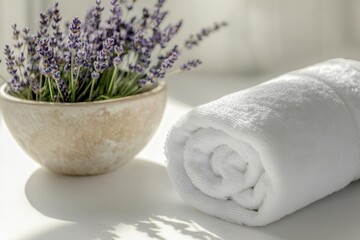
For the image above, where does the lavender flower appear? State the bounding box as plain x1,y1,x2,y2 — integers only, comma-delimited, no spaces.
93,0,104,30
37,39,58,77
161,45,180,69
159,21,182,48
12,24,20,40
15,52,25,68
4,45,17,76
58,78,69,101
51,3,64,46
68,17,83,51
75,48,88,67
109,0,122,26
180,59,202,71
91,71,100,79
185,21,228,49
0,0,227,102
4,45,22,91
38,12,51,38
12,24,23,49
70,17,81,33
94,50,108,73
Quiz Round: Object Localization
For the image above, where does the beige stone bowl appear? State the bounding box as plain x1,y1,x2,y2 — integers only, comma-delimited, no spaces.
0,82,166,175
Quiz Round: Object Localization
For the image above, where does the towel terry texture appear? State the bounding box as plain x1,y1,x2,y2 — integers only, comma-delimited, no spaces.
165,58,360,226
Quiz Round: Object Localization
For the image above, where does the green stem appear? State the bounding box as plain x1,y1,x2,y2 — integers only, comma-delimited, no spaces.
95,95,110,101
107,67,119,96
39,74,43,101
15,91,26,99
47,77,54,102
70,51,75,102
55,80,64,102
121,73,138,96
18,67,25,82
76,81,92,101
89,78,96,102
75,66,81,83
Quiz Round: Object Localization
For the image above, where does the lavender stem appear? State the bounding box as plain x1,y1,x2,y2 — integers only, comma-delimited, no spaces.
47,77,54,102
55,80,65,101
70,51,75,102
89,78,96,101
39,74,43,101
107,67,119,96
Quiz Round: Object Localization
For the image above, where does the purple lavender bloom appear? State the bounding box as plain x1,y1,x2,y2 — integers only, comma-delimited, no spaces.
161,45,179,69
185,21,228,49
114,45,124,55
12,24,24,49
91,71,100,79
51,3,64,47
5,45,23,91
124,23,136,43
143,8,150,19
30,76,40,93
75,49,88,67
93,49,108,73
22,27,30,35
113,56,122,67
52,3,61,22
13,41,23,49
4,45,17,76
58,78,69,101
151,29,162,45
155,0,166,8
103,38,115,52
37,38,59,78
70,17,81,33
151,0,168,28
126,2,133,11
93,0,104,30
180,59,202,71
138,74,155,87
0,0,227,102
38,12,51,38
137,77,147,86
129,63,145,74
149,66,165,79
68,32,82,50
159,21,182,48
15,52,25,67
10,75,22,91
109,0,122,24
12,24,20,40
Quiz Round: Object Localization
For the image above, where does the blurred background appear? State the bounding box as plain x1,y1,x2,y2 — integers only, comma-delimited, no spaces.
1,0,360,96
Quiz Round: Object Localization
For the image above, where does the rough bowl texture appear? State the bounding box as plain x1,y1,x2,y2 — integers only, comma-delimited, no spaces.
0,82,166,175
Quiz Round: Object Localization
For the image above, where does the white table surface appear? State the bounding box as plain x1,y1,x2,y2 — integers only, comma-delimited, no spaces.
1,73,360,240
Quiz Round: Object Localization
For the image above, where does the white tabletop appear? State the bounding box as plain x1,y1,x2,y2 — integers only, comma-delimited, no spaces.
1,73,360,240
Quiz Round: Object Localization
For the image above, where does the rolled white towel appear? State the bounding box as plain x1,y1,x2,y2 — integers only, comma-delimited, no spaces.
165,58,360,226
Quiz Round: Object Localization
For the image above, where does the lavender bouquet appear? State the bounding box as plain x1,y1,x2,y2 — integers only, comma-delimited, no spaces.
0,0,226,102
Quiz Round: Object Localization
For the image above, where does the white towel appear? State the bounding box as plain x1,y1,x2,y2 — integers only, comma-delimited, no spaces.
165,58,360,226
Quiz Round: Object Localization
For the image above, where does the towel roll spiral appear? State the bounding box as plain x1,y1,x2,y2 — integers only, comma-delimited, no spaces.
165,59,360,226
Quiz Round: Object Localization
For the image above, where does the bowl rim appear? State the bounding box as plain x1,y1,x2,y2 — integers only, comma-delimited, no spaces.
0,81,166,107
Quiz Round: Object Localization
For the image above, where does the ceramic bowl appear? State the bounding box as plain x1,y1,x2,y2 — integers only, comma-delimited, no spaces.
0,82,166,175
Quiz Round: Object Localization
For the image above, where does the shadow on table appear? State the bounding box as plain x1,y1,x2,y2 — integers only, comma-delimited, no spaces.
25,159,360,240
